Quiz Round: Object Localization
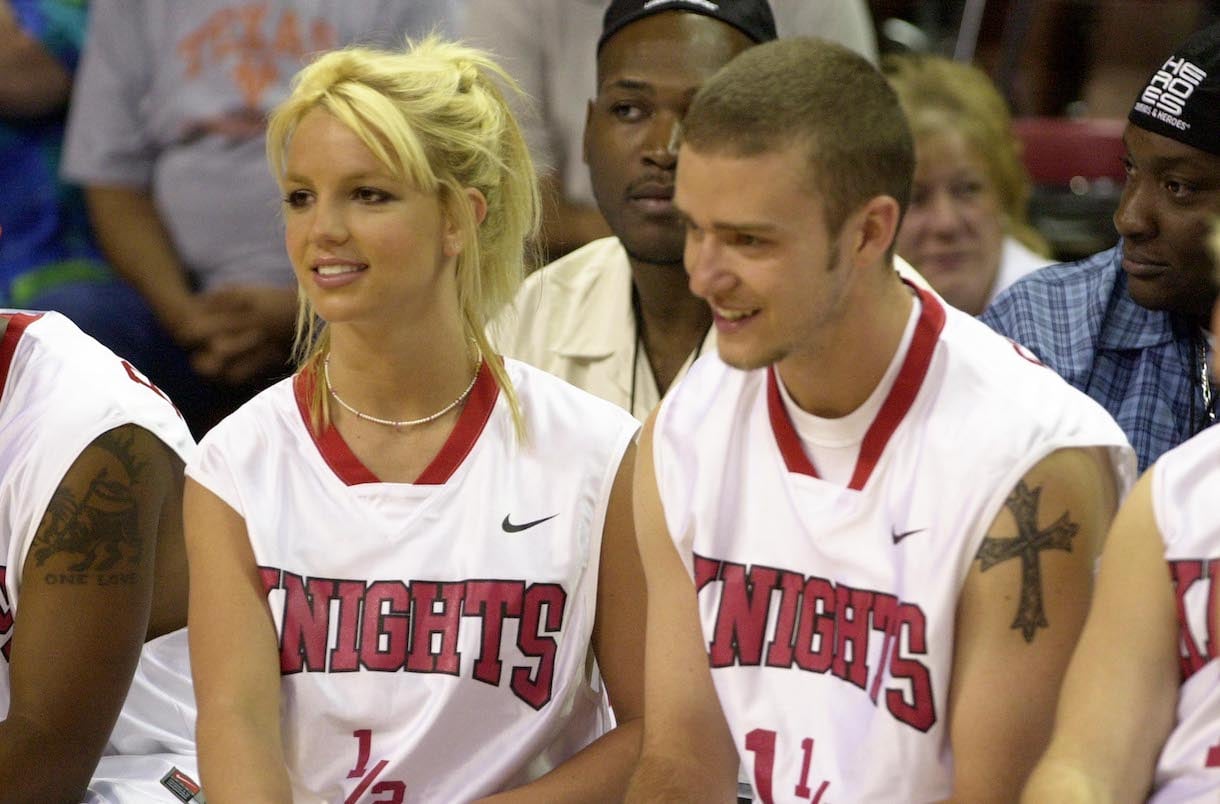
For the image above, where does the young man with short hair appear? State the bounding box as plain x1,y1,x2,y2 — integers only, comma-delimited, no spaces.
628,38,1135,802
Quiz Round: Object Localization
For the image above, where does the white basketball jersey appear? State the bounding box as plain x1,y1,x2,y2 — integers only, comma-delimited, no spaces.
0,312,199,802
654,288,1134,803
187,358,638,802
1149,425,1220,803
0,311,194,718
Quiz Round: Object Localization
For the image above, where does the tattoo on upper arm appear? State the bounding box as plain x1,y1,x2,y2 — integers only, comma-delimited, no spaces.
31,429,148,581
975,480,1078,643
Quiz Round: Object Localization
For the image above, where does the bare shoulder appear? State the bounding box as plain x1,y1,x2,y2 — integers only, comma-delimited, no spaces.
30,423,178,582
978,447,1119,572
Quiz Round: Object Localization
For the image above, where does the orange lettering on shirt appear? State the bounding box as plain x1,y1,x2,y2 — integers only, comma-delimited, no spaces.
310,18,339,53
273,9,303,58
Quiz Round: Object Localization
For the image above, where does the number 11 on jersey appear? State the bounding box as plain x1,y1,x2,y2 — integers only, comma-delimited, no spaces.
745,728,830,803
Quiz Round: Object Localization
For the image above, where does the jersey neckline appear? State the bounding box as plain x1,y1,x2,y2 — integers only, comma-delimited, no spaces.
293,359,500,486
766,284,946,491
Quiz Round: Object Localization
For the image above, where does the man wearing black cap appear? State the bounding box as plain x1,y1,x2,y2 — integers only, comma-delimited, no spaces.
492,1,927,422
492,0,772,421
982,23,1220,473
458,0,879,259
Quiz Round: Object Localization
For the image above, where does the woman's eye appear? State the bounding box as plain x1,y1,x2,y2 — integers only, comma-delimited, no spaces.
284,189,311,208
355,187,390,203
951,181,983,199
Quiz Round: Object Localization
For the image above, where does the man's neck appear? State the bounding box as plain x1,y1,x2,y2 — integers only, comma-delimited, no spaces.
779,275,917,419
630,258,712,397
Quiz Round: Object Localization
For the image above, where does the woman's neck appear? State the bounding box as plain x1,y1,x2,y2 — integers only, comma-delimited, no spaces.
324,318,478,423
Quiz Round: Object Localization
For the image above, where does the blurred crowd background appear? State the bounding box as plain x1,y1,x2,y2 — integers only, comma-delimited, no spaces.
2,0,1217,435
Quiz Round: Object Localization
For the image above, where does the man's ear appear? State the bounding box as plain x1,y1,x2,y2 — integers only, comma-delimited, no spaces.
444,187,488,258
849,194,902,267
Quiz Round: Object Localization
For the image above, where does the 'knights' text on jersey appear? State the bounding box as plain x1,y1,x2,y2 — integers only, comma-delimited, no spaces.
261,569,569,709
695,555,935,732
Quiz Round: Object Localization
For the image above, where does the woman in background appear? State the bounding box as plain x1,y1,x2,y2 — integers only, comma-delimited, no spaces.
184,37,643,802
884,54,1053,315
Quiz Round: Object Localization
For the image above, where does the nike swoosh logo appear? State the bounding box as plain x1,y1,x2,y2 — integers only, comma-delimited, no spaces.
502,513,559,533
891,528,925,544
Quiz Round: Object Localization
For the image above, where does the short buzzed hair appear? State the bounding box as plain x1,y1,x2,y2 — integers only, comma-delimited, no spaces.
682,37,914,235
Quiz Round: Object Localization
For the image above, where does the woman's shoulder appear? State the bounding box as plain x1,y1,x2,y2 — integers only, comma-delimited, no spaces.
196,375,299,452
504,356,640,433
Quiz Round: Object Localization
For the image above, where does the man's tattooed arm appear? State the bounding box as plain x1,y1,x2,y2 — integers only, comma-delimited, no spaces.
947,448,1120,801
0,424,180,801
976,479,1079,643
30,426,149,583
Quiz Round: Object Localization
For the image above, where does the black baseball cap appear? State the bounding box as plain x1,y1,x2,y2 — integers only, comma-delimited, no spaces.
1128,22,1220,157
598,0,778,52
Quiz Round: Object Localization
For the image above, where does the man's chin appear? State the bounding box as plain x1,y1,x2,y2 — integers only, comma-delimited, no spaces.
1126,277,1215,320
621,239,685,268
717,345,782,373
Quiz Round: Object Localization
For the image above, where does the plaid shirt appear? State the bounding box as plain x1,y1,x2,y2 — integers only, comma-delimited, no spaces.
981,244,1216,472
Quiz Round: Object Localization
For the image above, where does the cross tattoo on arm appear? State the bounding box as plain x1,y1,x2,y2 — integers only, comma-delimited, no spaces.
976,480,1078,643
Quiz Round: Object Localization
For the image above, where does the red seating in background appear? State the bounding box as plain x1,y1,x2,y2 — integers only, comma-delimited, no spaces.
1012,116,1127,185
1011,117,1127,261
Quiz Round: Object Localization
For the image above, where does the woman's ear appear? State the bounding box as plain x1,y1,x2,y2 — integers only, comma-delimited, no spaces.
465,186,489,227
444,187,489,258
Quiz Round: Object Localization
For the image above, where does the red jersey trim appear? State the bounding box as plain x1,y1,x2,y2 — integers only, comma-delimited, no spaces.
767,284,946,491
294,360,500,486
414,361,499,485
0,313,43,404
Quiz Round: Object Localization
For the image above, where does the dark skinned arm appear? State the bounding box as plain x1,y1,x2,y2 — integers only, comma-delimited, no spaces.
0,424,181,801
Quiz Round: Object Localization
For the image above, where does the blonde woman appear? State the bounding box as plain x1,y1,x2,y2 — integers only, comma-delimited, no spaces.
884,54,1053,315
184,38,643,802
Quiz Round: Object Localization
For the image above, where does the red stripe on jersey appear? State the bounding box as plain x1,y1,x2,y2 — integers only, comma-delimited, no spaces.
0,313,43,404
766,368,817,477
294,360,500,486
294,368,380,486
415,360,499,485
849,285,945,489
767,284,946,490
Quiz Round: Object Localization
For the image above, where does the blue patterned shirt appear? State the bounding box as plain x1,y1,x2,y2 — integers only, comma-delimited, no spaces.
981,244,1216,472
